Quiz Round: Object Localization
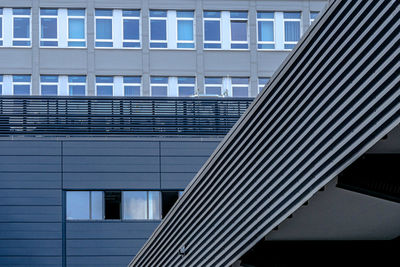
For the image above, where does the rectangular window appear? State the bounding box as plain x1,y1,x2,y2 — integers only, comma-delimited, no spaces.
95,9,113,47
104,191,121,220
203,11,221,49
68,75,86,96
257,12,275,49
150,76,168,96
0,8,3,46
40,75,58,95
231,77,249,97
124,76,141,96
161,191,180,218
310,11,319,24
177,11,194,49
13,75,31,95
283,12,301,50
123,10,140,48
0,75,2,95
205,77,223,96
96,76,114,96
68,9,86,47
258,77,270,93
66,191,103,220
149,10,167,48
40,9,58,47
12,8,31,46
178,77,195,96
230,11,248,49
123,191,147,220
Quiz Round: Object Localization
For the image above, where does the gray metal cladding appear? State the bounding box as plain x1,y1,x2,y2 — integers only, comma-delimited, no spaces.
129,1,400,266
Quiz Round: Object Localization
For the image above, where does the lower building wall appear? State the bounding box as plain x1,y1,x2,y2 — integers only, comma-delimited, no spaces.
0,138,220,266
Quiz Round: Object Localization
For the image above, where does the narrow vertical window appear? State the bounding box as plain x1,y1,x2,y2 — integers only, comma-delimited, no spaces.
0,8,3,46
124,76,141,96
68,76,86,96
177,11,194,49
205,77,223,96
95,9,113,47
123,10,140,48
231,77,249,97
230,11,248,49
149,10,167,48
13,75,31,95
67,191,90,220
258,77,270,93
150,76,168,96
104,191,121,220
90,191,103,220
203,11,221,49
283,12,301,49
40,75,58,95
178,77,195,96
0,75,3,95
257,12,275,49
123,191,148,220
161,191,180,218
12,8,31,46
310,11,319,25
148,191,161,220
68,9,86,47
96,76,114,96
40,9,58,47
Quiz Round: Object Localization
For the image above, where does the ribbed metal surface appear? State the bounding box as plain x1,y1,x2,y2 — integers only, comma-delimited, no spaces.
130,0,400,266
0,96,251,136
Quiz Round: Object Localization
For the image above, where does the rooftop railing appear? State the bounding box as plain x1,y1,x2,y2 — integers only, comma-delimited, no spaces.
0,96,253,136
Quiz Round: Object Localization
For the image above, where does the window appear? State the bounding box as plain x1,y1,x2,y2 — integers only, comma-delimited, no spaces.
68,9,86,47
95,9,113,47
149,10,167,48
310,11,319,24
151,76,168,96
283,12,301,49
161,191,180,218
205,77,223,96
96,76,113,96
105,191,121,220
0,8,3,46
13,75,30,95
12,8,31,46
0,75,2,95
204,11,248,50
123,191,161,220
124,76,141,96
40,9,58,47
177,11,194,48
68,76,86,96
232,77,249,97
258,77,270,93
66,191,103,220
257,12,274,49
40,75,58,95
178,77,196,96
123,10,140,48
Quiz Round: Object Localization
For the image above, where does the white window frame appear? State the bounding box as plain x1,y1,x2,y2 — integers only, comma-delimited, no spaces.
231,77,249,97
229,12,249,50
123,77,142,96
149,10,168,49
40,76,59,95
203,11,222,49
68,76,86,96
283,12,301,50
12,8,31,47
176,11,195,49
12,76,31,95
204,77,223,96
150,76,169,96
96,78,114,96
95,9,114,48
122,10,141,49
67,9,87,48
256,12,275,50
0,75,3,95
0,9,4,46
39,9,59,47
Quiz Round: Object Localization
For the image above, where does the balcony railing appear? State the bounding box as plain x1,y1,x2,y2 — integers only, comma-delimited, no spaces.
0,96,253,136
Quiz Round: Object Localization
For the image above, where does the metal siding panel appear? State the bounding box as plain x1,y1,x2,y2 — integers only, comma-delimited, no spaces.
0,156,61,172
0,206,61,222
67,239,146,256
0,256,61,267
0,223,61,239
161,156,209,173
63,141,159,156
66,256,132,267
0,173,61,189
0,141,61,155
0,189,61,206
0,240,62,256
161,173,197,189
160,141,220,156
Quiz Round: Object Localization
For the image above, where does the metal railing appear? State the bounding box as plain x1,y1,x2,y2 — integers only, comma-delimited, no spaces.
0,96,253,136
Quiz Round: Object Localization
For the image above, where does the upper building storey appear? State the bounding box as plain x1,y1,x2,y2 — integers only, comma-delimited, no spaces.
0,0,327,97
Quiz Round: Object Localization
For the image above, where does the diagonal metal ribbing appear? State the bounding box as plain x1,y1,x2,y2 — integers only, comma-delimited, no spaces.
129,0,400,266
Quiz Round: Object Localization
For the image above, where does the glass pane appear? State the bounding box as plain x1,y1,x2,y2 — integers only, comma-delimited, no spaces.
123,10,140,17
124,19,139,40
0,85,2,95
68,9,85,16
40,75,58,83
40,9,57,15
14,85,30,95
178,77,195,84
150,20,166,40
96,76,113,83
257,12,274,19
124,86,140,96
69,76,86,83
310,12,319,20
13,9,30,15
231,21,247,41
285,21,300,42
204,21,220,41
230,11,247,19
205,77,222,84
0,18,2,38
66,191,90,220
284,12,301,19
204,11,220,18
95,9,112,16
284,43,296,49
259,77,270,85
0,75,3,82
123,191,147,219
150,10,167,17
41,18,57,39
0,9,3,15
14,18,30,38
177,11,194,18
13,75,30,82
151,77,168,84
69,85,85,96
258,43,275,49
69,18,84,39
205,86,221,95
152,86,167,96
123,76,141,83
232,77,248,84
232,86,248,97
41,85,57,95
148,192,160,220
91,191,103,220
177,43,194,48
258,21,273,41
179,86,194,96
96,19,112,39
97,85,113,96
178,20,193,41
